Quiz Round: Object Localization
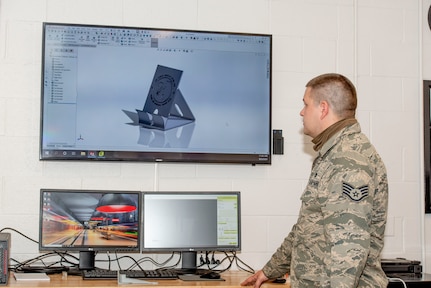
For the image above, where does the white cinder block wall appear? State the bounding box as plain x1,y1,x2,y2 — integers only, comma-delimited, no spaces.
1,0,431,273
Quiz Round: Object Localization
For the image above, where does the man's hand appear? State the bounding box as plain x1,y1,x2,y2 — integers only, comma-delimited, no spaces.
241,270,269,288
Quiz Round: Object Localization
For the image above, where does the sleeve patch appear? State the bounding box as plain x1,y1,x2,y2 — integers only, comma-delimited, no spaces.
342,182,369,202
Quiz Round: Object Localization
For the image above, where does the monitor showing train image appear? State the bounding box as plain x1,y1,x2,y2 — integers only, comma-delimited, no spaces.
39,189,141,269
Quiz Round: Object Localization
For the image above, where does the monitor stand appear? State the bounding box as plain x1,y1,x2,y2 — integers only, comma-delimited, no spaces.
181,251,198,272
79,251,96,270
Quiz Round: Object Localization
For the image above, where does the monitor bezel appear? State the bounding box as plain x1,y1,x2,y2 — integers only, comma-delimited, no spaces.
39,22,273,165
38,188,142,253
424,80,431,213
141,191,241,253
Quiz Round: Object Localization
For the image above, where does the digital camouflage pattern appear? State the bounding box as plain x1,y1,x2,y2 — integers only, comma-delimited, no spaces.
262,123,388,288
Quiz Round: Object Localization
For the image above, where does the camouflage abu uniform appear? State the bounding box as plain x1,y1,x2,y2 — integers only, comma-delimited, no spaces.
262,123,388,287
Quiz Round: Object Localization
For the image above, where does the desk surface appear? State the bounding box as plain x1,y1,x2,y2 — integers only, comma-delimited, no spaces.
6,271,290,288
387,273,431,287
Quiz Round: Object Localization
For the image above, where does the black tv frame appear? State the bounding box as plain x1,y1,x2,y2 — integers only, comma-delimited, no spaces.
424,80,431,213
39,22,272,165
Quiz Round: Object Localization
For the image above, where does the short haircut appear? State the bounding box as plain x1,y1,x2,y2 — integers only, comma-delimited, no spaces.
306,73,357,118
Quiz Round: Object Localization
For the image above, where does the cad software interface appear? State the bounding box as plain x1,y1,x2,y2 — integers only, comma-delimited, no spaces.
41,23,271,158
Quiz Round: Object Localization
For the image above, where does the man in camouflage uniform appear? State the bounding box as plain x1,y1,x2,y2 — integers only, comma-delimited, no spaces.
241,73,388,287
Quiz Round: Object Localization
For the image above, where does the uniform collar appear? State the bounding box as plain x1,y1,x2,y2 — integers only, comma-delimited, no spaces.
317,121,361,157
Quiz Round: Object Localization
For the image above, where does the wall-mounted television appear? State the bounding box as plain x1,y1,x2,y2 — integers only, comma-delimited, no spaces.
39,189,141,270
142,191,241,271
39,22,272,165
424,80,431,213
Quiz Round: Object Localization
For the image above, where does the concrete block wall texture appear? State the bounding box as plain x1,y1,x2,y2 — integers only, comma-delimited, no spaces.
0,0,430,272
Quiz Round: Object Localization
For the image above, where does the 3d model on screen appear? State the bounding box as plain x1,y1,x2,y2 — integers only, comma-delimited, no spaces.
136,65,195,131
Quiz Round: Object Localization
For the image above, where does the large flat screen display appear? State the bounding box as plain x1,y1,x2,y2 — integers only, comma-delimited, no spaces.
40,22,272,164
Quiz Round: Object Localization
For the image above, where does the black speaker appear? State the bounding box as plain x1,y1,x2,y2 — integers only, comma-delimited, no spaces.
0,233,10,285
273,129,284,155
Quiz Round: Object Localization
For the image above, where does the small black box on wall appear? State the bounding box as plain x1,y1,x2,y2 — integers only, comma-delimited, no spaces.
273,129,284,155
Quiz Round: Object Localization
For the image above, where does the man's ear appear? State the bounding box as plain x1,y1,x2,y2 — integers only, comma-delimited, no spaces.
319,100,329,120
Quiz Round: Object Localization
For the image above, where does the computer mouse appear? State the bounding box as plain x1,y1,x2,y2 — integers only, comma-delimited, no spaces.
200,272,221,279
272,278,286,284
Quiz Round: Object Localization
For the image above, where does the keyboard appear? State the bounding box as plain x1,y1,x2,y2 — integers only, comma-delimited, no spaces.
125,269,178,279
82,269,117,279
82,269,178,280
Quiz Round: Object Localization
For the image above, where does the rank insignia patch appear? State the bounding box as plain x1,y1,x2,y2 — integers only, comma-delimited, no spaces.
342,182,369,202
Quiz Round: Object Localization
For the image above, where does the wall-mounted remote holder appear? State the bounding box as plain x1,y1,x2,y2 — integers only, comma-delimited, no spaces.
273,129,284,155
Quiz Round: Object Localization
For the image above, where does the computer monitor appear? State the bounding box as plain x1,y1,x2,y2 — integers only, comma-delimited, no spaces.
142,191,241,271
39,22,272,165
39,189,141,270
